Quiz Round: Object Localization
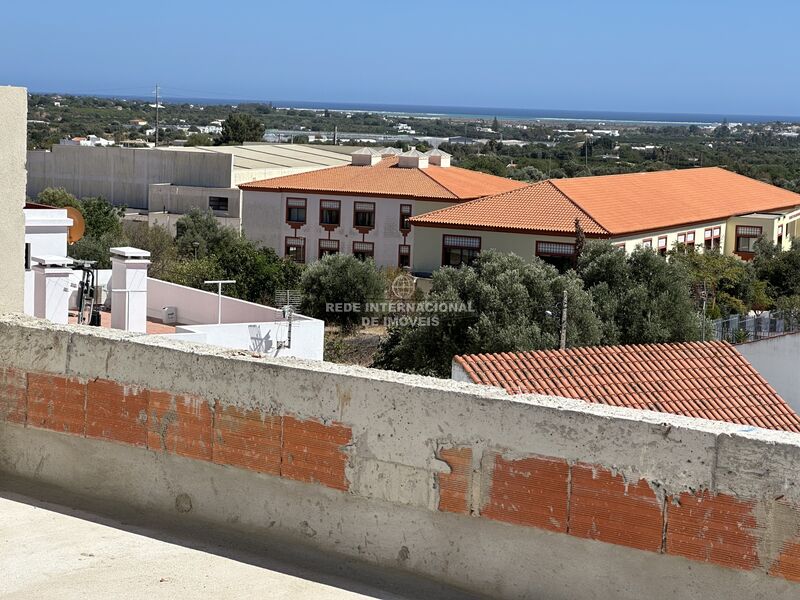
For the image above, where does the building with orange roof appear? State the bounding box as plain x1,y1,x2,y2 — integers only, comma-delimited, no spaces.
452,340,800,433
238,148,525,268
410,167,800,273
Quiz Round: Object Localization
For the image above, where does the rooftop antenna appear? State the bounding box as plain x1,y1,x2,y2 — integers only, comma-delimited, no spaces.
278,305,294,350
204,279,235,324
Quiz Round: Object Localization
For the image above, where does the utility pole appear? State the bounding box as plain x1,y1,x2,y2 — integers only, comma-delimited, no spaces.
154,84,160,147
559,289,568,350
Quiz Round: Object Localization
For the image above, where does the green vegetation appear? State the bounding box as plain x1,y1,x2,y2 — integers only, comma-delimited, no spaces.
299,254,386,333
34,188,300,302
27,94,800,194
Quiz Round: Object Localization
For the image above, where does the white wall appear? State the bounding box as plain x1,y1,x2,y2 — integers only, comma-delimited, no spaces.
738,333,800,413
147,278,286,325
23,207,72,316
241,190,455,269
170,318,324,361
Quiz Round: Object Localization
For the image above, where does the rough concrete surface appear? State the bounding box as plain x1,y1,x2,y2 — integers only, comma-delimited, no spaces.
0,488,477,600
0,86,27,314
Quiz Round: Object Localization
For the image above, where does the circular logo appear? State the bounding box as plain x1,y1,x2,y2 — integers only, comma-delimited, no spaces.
391,273,416,300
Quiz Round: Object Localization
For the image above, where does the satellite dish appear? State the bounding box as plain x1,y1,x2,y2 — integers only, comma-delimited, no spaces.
66,206,85,244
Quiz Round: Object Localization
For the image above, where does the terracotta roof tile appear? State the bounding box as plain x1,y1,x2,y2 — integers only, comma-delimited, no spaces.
454,341,800,433
411,167,800,237
239,156,525,201
409,181,607,235
551,167,800,235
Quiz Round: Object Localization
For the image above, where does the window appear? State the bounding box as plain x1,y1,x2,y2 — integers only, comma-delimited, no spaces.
735,225,762,254
536,241,576,271
353,202,375,230
353,241,374,261
686,231,696,245
657,236,668,256
642,238,653,249
442,235,481,267
677,233,686,245
286,198,307,225
320,199,341,227
284,236,305,263
399,204,412,232
778,224,784,246
612,243,626,252
398,244,411,268
318,238,340,259
208,196,229,212
704,227,721,251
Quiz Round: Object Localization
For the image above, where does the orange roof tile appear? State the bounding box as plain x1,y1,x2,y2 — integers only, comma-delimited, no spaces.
238,157,526,201
454,341,800,433
411,167,800,237
551,167,800,235
409,181,608,235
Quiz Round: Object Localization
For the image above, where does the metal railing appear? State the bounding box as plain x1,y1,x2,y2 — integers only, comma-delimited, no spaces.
707,309,800,344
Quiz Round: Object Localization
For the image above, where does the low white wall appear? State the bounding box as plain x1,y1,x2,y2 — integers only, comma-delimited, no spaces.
147,278,283,325
738,333,800,412
171,318,324,360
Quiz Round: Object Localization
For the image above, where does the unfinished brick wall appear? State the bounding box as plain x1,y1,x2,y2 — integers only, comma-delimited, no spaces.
2,340,800,593
0,370,352,492
435,446,800,585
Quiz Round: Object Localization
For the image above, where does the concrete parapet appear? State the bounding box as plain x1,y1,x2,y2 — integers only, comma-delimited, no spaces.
1,314,800,599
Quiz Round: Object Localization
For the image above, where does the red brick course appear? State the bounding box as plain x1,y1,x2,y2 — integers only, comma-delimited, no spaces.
212,405,281,475
770,540,800,583
482,453,569,532
281,416,351,491
26,373,85,435
86,379,148,446
0,366,26,424
437,447,472,514
148,391,213,460
666,490,760,571
569,463,664,552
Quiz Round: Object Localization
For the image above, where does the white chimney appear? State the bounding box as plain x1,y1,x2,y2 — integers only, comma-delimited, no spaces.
426,148,451,167
32,255,74,325
350,147,382,166
378,147,402,157
398,149,429,169
110,246,151,333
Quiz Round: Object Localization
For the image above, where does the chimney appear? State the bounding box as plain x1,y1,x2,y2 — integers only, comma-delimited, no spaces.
32,255,74,324
426,148,451,167
350,147,382,166
378,147,402,157
110,246,151,333
398,148,429,169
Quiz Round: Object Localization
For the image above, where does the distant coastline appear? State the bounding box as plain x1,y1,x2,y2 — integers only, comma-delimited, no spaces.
38,92,800,125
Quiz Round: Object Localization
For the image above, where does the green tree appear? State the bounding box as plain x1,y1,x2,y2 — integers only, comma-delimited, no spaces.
578,242,700,344
186,132,213,146
219,113,266,145
35,187,82,210
373,250,602,377
122,221,178,280
300,254,385,333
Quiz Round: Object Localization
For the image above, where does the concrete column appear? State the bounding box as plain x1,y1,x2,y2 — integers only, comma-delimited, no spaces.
110,247,151,333
0,86,27,314
32,255,74,325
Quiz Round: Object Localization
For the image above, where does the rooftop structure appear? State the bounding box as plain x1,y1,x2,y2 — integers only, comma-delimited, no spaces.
452,341,800,432
239,154,523,201
238,150,525,269
410,167,800,273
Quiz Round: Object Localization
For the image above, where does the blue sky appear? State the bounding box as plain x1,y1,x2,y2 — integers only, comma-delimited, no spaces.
2,0,797,115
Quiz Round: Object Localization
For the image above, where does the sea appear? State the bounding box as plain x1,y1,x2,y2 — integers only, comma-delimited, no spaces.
94,93,800,126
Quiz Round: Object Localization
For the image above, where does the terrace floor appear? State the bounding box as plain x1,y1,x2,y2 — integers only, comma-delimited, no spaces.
67,310,176,335
0,484,481,600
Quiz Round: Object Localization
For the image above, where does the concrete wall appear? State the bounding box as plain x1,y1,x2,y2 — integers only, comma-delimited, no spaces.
26,146,234,209
0,87,27,314
2,315,800,599
738,332,800,413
